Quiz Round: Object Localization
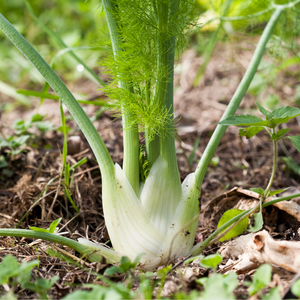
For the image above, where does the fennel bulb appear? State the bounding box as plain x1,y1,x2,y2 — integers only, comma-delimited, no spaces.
79,155,200,270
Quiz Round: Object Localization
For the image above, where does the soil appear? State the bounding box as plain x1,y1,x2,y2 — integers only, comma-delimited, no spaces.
0,36,300,299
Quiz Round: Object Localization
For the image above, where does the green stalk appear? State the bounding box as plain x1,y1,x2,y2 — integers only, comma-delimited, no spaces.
157,2,180,171
145,1,170,165
0,229,120,263
263,128,277,198
194,6,283,189
191,192,300,255
102,0,140,195
159,33,181,184
0,13,115,186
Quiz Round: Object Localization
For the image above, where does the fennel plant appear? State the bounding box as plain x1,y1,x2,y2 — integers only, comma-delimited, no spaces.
0,0,300,270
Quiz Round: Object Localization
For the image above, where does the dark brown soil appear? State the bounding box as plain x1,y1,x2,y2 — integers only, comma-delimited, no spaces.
1,36,300,299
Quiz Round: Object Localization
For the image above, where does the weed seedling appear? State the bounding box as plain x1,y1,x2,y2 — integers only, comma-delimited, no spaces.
0,255,58,300
195,254,238,300
216,102,300,236
244,264,281,300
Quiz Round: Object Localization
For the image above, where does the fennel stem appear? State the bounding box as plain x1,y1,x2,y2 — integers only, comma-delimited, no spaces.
194,6,283,190
102,0,140,195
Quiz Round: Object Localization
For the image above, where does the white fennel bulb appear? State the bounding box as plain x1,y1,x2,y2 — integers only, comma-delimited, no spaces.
79,156,200,270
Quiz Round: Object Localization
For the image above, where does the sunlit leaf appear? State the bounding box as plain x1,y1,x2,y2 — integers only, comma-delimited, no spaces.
256,102,273,119
200,253,222,270
249,188,265,196
272,106,300,120
247,264,272,296
223,272,238,294
217,209,248,241
268,187,289,197
49,218,62,234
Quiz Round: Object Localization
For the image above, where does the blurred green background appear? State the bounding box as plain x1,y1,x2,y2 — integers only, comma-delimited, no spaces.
0,0,299,108
0,0,109,87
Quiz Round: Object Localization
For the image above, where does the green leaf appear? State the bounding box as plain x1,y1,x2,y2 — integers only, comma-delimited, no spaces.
0,255,20,285
291,278,300,297
30,113,45,123
19,260,39,274
0,290,17,300
261,286,281,300
13,135,30,148
248,212,263,232
249,188,265,196
196,277,207,286
272,106,300,120
13,119,27,131
268,187,289,197
275,128,290,139
239,126,264,138
119,256,133,272
0,155,8,168
104,266,124,276
157,264,172,276
57,126,71,134
288,136,300,153
29,227,49,233
49,218,62,234
34,121,53,132
18,260,39,285
247,264,272,296
270,128,291,141
184,255,204,265
223,272,238,294
217,209,248,241
200,253,223,270
62,286,106,300
0,139,11,148
11,148,25,155
256,102,273,119
70,157,87,171
197,273,236,300
217,115,268,127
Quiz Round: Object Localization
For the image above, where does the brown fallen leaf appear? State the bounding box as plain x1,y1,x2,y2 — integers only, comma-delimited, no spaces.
221,230,300,273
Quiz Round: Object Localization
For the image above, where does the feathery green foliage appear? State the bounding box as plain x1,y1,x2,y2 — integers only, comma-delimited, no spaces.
102,0,197,142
